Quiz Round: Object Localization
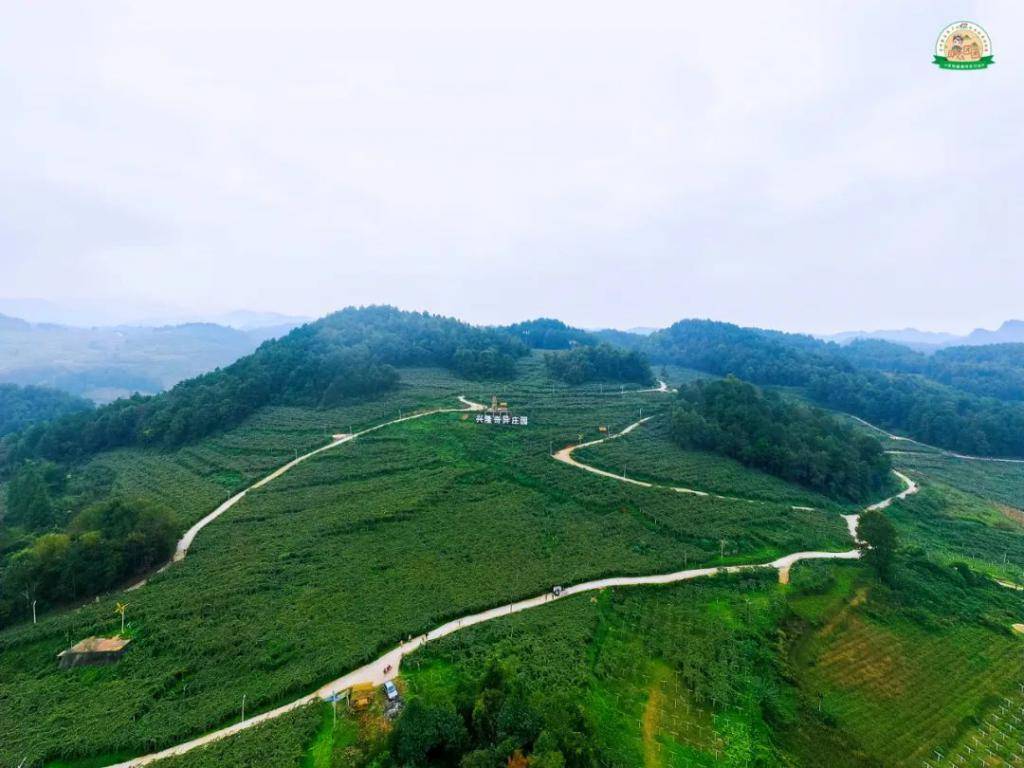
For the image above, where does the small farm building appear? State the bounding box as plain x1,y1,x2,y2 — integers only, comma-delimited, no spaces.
58,636,131,669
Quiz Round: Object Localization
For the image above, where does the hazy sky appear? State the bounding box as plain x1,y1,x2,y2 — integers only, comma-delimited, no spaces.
1,2,1021,333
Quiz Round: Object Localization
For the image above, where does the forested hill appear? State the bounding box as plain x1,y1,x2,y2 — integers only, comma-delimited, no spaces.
0,384,93,438
0,307,526,468
670,377,892,502
644,320,1024,458
499,318,596,349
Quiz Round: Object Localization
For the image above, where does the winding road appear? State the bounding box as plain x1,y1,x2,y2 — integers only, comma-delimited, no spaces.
105,384,920,767
127,396,486,590
553,416,847,510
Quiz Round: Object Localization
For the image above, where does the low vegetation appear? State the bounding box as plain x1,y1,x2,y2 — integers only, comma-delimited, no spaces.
575,414,847,510
0,363,850,765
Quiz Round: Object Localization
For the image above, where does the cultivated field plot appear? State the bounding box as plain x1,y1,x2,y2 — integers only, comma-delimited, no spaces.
70,366,488,531
403,570,793,767
130,703,324,768
933,684,1024,767
791,583,1024,767
884,482,1024,582
573,415,850,511
0,369,849,766
891,449,1024,511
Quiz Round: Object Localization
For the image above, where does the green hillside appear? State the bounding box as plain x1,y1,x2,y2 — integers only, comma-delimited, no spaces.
1,311,1022,768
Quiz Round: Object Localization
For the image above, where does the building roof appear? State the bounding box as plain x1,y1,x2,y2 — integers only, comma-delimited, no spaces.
59,636,131,656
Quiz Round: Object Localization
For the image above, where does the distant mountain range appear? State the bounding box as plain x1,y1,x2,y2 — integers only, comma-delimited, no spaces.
823,320,1024,351
0,297,310,330
0,313,301,403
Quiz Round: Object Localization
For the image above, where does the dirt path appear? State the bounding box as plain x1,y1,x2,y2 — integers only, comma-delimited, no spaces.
643,379,674,393
127,396,486,590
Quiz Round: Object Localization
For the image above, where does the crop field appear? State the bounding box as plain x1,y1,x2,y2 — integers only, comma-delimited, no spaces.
889,449,1024,511
789,565,1024,767
884,482,1024,582
574,415,850,511
934,683,1024,767
403,569,795,767
0,356,854,766
69,366,488,531
144,703,323,768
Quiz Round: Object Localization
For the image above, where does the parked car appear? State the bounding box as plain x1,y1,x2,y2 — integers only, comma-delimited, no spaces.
383,680,399,701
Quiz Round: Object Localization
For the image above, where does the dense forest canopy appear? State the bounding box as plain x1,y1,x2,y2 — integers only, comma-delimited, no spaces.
1,495,177,622
835,338,928,373
544,343,654,386
0,384,93,438
500,318,595,350
0,307,526,468
669,377,893,502
644,320,1024,457
837,340,1024,402
925,343,1024,401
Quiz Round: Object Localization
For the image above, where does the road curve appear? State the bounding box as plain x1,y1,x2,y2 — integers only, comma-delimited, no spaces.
850,415,1024,465
107,550,869,768
127,396,486,590
552,417,836,510
106,451,918,766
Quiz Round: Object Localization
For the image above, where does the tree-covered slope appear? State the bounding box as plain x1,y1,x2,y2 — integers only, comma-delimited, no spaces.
544,343,654,386
670,377,892,502
0,307,526,467
644,319,1024,457
0,384,92,438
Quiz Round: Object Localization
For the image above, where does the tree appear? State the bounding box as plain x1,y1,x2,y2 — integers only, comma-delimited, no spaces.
391,699,468,766
858,509,899,582
5,463,55,530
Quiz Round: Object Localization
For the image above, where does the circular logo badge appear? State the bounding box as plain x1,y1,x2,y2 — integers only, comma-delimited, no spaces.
934,21,994,69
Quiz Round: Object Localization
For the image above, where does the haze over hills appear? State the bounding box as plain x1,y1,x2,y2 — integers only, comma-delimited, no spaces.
3,307,1024,768
0,297,310,331
824,320,1024,351
0,312,302,403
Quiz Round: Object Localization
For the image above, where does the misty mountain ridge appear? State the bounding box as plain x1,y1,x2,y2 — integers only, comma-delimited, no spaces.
0,313,301,403
823,320,1024,351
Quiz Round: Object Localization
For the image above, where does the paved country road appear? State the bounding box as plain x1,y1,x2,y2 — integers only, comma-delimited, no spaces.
104,385,919,767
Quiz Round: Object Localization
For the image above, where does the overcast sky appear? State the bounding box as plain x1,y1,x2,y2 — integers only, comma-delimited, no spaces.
1,2,1020,334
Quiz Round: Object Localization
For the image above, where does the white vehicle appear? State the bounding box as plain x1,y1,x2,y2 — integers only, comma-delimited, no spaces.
383,680,399,701
552,585,563,597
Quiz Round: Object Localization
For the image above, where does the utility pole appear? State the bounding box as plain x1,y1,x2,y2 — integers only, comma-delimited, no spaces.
32,600,37,625
241,693,246,723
